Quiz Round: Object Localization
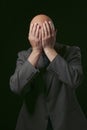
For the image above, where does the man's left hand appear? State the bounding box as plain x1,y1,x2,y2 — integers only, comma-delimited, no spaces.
42,21,56,50
42,21,58,61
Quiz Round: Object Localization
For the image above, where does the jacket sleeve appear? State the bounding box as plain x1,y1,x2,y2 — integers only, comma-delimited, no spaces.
9,51,39,95
47,46,83,88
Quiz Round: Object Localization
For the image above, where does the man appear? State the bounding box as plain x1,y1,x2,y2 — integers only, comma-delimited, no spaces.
10,14,87,130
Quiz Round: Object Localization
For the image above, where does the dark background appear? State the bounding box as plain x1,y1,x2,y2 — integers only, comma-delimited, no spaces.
1,0,87,130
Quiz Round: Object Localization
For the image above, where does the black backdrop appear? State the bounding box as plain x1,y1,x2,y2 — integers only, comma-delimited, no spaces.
1,0,87,130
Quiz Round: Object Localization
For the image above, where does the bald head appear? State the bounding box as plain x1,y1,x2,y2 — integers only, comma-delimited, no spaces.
30,14,55,28
28,14,57,49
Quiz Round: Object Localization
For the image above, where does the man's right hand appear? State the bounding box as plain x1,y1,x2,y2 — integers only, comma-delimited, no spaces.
28,23,42,67
28,23,42,51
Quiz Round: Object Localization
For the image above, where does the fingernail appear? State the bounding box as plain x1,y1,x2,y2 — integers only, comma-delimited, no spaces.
43,21,45,24
49,21,51,23
39,26,41,29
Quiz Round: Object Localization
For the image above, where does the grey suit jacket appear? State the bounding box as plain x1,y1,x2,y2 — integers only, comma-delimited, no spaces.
10,43,87,130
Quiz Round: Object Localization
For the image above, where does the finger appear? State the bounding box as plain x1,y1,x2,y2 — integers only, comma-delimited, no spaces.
43,22,48,37
42,26,45,39
32,23,38,36
35,24,40,38
49,21,55,30
45,21,51,35
38,28,42,40
49,21,56,36
29,23,34,35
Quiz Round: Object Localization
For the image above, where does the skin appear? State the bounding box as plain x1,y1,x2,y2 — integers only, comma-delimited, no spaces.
27,14,58,67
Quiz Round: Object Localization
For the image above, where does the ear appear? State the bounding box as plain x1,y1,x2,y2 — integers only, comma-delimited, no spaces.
54,29,57,37
55,29,57,34
28,33,29,39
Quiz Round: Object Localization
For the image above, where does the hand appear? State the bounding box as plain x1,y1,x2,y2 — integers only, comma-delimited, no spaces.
42,21,57,61
28,23,42,51
42,21,56,50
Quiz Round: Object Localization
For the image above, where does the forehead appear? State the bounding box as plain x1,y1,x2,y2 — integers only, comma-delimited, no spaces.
30,15,53,26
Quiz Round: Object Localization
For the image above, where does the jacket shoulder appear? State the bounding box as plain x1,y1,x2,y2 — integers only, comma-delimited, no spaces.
17,48,32,59
55,42,80,50
55,42,81,57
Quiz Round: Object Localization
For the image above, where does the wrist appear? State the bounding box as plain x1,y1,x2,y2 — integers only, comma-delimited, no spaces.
44,48,57,62
28,49,41,67
44,47,54,54
32,48,42,54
